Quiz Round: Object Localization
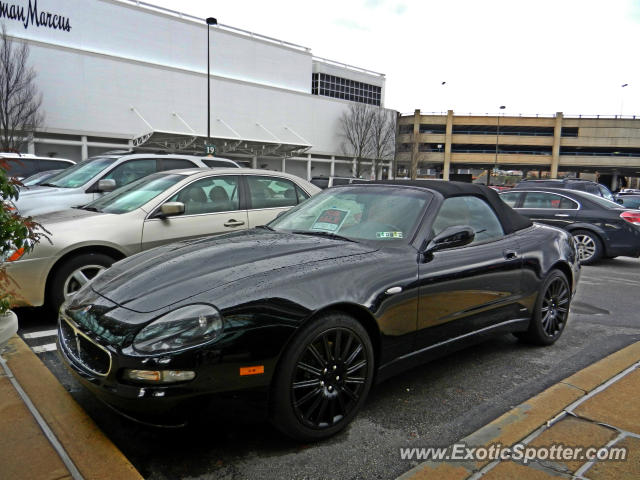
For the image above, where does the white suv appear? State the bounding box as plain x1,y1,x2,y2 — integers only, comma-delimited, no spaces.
14,151,239,216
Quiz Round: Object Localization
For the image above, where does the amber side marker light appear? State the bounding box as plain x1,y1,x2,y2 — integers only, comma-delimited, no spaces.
240,365,265,376
8,247,25,262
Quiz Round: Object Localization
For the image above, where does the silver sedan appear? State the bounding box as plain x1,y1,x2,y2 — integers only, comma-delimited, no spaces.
6,168,320,311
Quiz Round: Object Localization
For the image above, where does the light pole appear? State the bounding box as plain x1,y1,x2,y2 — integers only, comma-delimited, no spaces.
620,83,629,117
488,105,506,185
206,17,217,152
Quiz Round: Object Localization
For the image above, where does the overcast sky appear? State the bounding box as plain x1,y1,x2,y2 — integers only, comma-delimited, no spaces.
149,0,639,117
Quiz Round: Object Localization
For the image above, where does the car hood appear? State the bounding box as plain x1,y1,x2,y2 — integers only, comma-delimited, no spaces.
33,207,102,225
90,230,378,313
17,185,73,197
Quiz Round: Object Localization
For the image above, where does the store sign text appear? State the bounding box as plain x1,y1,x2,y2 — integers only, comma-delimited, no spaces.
0,0,71,32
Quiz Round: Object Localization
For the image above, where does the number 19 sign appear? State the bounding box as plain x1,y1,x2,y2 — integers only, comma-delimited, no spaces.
205,144,216,155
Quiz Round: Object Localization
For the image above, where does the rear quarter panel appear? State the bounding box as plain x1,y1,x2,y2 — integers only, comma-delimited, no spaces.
513,224,579,311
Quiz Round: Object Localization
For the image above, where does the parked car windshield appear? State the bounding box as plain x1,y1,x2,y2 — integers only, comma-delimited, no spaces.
21,169,62,186
44,156,119,188
83,173,185,214
270,186,430,243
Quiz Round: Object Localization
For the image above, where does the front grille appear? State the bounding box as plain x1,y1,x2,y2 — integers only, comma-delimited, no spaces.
60,314,112,376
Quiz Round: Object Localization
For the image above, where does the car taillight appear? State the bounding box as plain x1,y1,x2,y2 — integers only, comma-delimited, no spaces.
620,211,640,224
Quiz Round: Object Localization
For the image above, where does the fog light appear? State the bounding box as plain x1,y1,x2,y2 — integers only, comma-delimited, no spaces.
123,369,196,383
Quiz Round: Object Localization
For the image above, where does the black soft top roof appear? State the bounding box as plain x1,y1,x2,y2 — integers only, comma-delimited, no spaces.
353,179,533,234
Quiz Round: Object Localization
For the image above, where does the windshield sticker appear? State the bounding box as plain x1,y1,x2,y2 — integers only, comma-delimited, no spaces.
312,208,349,232
376,231,403,239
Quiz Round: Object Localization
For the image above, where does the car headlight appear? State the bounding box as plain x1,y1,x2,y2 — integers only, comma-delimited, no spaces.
133,304,223,354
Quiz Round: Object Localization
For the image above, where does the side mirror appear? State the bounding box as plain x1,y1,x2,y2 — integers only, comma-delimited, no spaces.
616,198,624,205
424,225,475,253
159,202,185,217
97,179,117,192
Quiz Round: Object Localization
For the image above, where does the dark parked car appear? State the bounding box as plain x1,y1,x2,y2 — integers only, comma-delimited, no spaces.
310,176,366,189
58,181,580,441
615,194,640,210
500,187,640,264
514,178,614,201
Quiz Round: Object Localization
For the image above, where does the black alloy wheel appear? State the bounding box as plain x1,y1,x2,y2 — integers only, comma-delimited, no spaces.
516,270,570,346
271,313,374,441
539,276,570,338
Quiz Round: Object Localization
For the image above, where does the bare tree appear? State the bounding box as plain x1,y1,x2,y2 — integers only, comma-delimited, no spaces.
0,24,43,152
368,107,396,179
339,102,374,178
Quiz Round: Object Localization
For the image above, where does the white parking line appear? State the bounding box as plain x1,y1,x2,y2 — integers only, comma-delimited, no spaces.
32,343,57,354
23,329,58,339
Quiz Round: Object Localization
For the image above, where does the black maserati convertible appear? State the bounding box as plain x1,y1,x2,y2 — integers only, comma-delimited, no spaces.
58,181,580,441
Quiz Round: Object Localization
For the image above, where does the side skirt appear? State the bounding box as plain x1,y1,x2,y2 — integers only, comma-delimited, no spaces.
375,317,530,383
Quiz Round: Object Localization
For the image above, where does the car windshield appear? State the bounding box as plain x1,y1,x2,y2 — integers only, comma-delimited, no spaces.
43,156,118,188
270,186,430,243
82,173,185,214
21,170,61,186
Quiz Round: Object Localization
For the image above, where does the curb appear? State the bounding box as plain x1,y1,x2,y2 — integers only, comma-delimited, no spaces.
1,336,142,480
397,340,640,480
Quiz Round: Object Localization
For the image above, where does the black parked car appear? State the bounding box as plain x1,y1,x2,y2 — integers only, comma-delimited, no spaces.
310,176,366,189
514,178,614,201
500,187,640,264
58,181,580,441
615,194,640,210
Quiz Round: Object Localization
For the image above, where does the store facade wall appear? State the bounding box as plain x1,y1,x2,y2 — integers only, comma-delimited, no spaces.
4,0,392,179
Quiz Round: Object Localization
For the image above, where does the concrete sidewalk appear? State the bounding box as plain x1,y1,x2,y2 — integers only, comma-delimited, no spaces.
1,334,639,480
0,336,142,480
398,341,640,480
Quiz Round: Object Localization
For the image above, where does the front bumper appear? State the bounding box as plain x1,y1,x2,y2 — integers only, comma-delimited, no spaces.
5,256,54,307
57,312,273,426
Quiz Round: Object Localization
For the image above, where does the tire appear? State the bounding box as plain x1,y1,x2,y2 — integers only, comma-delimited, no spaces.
517,270,571,346
571,230,603,265
48,253,115,313
270,312,375,441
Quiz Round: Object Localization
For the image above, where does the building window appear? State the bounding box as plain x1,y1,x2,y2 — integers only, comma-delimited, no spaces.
452,125,555,136
420,124,447,134
310,73,381,106
451,144,552,155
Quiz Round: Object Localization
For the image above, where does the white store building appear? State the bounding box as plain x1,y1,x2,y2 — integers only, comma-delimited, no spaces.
3,0,393,180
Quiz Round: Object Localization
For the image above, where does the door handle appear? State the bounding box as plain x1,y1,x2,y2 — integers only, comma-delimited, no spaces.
554,213,570,217
224,219,245,227
503,250,518,260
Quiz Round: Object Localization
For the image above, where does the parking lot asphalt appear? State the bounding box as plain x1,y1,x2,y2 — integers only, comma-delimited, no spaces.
14,257,640,480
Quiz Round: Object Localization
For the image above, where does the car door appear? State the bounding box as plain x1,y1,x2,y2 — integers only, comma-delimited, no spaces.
414,195,524,350
140,175,248,251
245,175,309,227
517,191,578,229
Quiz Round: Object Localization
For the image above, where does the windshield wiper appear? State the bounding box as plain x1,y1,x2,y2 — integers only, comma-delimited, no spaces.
73,205,101,212
255,225,275,231
291,230,357,243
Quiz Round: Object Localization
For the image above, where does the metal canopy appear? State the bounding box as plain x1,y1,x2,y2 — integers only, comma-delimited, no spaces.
132,130,312,157
129,107,313,157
